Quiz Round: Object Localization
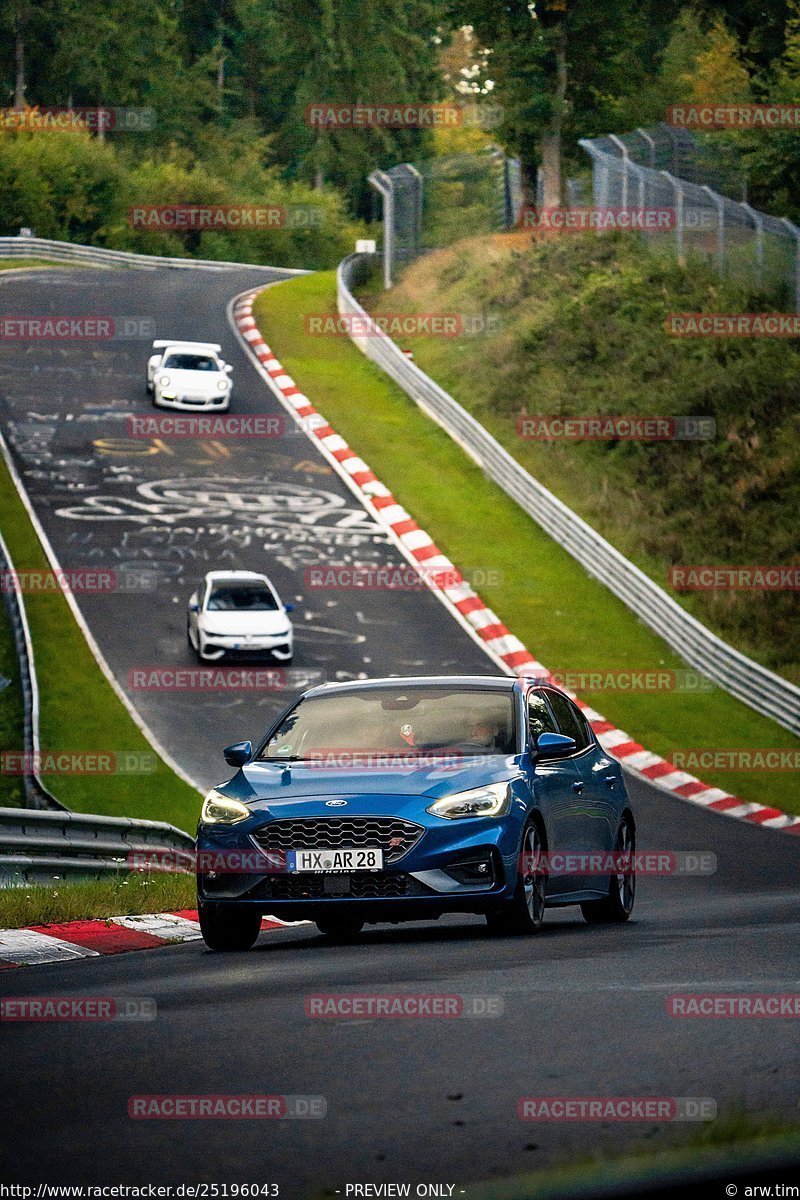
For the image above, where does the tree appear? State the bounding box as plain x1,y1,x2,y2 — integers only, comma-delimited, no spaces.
447,0,683,207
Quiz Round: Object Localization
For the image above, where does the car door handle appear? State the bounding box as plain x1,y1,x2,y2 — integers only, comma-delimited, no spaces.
604,775,616,788
572,781,584,793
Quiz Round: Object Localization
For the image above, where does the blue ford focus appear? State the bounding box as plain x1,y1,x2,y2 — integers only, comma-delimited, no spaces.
196,675,636,950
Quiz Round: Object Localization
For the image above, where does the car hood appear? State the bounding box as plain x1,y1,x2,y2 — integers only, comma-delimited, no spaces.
158,369,224,392
233,756,522,817
199,610,289,634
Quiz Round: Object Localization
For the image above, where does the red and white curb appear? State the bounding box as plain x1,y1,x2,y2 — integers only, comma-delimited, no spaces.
0,911,308,969
232,289,800,837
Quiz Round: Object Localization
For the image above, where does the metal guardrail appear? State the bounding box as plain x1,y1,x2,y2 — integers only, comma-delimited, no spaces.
337,252,800,737
0,807,195,886
0,530,63,811
0,235,309,273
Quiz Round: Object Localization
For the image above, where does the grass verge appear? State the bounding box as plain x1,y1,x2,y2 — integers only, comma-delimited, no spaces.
0,449,201,830
0,872,195,929
254,271,799,813
0,259,87,271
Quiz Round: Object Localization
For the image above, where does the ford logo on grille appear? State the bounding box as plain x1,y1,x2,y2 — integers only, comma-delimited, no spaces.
325,800,348,807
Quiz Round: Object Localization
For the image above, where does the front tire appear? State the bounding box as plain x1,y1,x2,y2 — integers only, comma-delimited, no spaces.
581,812,636,924
199,902,261,951
486,819,546,935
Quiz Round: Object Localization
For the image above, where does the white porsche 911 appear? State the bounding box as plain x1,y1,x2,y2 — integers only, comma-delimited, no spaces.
187,571,295,663
146,340,233,411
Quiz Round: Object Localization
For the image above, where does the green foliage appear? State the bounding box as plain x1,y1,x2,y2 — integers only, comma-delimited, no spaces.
0,0,445,215
0,127,361,267
371,232,800,683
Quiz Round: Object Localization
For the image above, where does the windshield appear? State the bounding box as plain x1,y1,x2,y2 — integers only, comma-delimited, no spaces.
207,583,279,612
162,353,218,371
258,685,516,759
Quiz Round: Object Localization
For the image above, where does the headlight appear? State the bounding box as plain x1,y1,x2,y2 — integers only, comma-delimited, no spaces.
217,379,230,391
159,374,171,387
426,782,511,820
201,789,250,825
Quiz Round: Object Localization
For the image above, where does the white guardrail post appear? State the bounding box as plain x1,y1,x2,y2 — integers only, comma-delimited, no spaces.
337,252,800,737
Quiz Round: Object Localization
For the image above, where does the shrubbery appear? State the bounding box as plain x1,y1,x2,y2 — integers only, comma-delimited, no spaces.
0,128,361,269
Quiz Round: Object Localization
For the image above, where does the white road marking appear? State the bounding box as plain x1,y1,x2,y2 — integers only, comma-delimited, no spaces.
0,928,100,965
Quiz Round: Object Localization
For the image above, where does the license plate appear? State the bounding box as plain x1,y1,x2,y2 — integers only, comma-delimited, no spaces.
287,848,383,873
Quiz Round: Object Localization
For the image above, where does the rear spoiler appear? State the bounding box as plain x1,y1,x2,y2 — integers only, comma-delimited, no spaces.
151,340,222,353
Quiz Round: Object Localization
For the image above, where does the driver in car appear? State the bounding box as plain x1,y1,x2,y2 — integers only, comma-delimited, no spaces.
466,712,502,749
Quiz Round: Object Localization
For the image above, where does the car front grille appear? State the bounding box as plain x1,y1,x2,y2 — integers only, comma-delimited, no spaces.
252,872,418,900
250,817,424,864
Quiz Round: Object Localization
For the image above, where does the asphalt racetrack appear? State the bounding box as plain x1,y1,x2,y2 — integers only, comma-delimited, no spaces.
1,265,799,1194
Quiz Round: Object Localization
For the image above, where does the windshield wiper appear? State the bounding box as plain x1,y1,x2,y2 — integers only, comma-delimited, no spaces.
257,755,310,763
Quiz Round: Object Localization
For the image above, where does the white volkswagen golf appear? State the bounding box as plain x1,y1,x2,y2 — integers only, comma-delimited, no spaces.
146,340,233,411
188,571,295,663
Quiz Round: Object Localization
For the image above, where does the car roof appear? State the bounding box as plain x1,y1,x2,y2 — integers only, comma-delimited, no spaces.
155,341,222,356
303,674,573,701
204,570,271,584
305,674,518,697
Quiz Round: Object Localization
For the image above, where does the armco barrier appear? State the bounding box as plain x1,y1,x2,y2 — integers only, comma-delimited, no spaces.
0,807,195,886
0,530,63,811
336,253,800,738
0,235,309,274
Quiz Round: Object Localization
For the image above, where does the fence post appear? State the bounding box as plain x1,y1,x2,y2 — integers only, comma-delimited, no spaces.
780,217,800,312
701,185,726,279
636,127,656,168
628,161,647,213
661,171,685,266
399,162,424,255
608,134,630,210
503,157,520,228
741,203,764,288
368,170,394,289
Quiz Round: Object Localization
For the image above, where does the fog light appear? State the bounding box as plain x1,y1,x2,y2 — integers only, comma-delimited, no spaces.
444,854,496,886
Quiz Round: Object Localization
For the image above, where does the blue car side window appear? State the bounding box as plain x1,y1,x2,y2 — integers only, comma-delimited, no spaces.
528,692,557,741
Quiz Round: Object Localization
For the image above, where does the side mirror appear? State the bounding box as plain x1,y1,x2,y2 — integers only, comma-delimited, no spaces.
188,593,199,613
534,732,576,760
224,363,233,374
284,602,295,613
223,740,253,767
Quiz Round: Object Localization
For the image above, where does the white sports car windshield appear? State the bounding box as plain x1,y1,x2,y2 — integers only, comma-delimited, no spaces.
162,354,218,371
259,686,517,758
207,584,279,612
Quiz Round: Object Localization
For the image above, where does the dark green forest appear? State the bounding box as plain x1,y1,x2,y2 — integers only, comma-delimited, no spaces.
1,0,799,264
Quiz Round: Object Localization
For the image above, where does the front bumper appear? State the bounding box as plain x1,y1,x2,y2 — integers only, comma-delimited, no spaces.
197,812,521,921
154,392,230,412
198,632,293,660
